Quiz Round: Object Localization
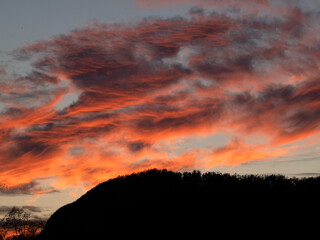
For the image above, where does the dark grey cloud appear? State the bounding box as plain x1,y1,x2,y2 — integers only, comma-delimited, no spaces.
23,70,59,85
0,206,42,214
127,141,150,153
229,79,320,138
0,180,58,196
188,6,205,16
0,135,57,164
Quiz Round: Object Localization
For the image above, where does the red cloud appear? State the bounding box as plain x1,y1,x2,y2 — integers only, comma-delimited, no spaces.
1,5,320,191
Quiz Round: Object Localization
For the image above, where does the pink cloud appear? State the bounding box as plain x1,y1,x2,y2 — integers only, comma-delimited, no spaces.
134,0,270,10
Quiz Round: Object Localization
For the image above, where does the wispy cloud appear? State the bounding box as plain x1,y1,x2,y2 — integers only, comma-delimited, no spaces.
0,179,58,196
1,2,320,190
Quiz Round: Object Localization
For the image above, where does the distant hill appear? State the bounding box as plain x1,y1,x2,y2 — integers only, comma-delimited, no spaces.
40,169,320,239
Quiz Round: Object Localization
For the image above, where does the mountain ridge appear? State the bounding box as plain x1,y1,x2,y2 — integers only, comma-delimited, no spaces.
40,169,320,239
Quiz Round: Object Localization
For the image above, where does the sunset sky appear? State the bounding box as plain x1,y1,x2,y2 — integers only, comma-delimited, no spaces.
1,0,320,219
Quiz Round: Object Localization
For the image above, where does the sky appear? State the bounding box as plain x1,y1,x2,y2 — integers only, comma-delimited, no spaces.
1,0,320,219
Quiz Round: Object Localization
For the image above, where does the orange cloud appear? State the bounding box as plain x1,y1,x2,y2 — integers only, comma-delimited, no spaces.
1,5,320,192
206,139,293,168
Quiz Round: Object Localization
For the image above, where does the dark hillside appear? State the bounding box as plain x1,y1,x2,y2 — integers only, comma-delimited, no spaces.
41,169,320,239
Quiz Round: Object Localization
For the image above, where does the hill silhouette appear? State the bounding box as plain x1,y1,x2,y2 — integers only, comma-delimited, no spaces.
40,169,320,239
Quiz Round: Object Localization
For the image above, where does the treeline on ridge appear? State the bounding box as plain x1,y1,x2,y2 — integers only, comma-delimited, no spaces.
40,169,320,239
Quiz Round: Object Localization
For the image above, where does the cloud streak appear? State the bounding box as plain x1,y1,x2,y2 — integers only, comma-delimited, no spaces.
1,2,320,190
0,179,58,196
0,206,42,214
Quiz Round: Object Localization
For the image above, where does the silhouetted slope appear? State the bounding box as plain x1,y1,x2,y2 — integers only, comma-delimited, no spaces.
41,169,320,239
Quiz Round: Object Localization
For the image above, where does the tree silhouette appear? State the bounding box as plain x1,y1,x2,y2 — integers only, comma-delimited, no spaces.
0,221,9,240
0,207,44,240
